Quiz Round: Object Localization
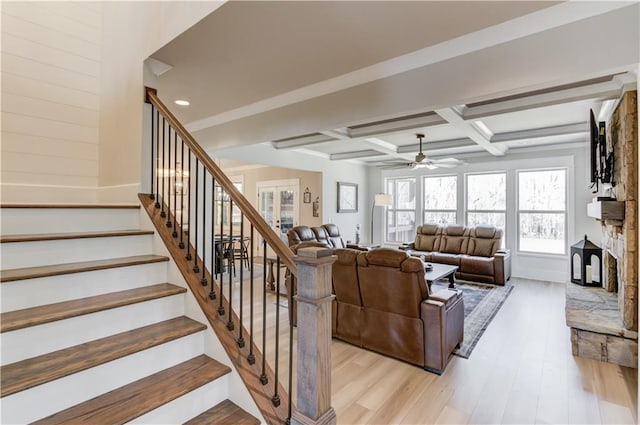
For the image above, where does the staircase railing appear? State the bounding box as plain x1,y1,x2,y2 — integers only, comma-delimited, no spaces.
144,87,329,424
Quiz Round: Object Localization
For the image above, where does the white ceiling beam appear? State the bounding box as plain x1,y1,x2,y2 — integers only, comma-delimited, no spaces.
491,122,587,143
271,133,335,149
463,73,635,120
330,150,387,160
435,107,506,156
348,113,445,138
320,129,350,140
397,137,475,154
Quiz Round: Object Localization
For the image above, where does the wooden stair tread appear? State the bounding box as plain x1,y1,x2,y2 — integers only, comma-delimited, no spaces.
32,355,231,425
0,204,140,209
0,283,186,333
184,399,260,425
0,317,206,397
0,254,168,283
1,229,154,243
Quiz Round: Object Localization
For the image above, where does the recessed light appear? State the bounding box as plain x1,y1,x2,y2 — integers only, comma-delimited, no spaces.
174,99,190,106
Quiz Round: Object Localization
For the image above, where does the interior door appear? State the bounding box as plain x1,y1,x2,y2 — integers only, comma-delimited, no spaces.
257,181,299,256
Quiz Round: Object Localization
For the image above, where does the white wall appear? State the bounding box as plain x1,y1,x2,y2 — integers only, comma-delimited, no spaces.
378,146,600,282
214,144,371,244
1,2,102,202
0,1,222,203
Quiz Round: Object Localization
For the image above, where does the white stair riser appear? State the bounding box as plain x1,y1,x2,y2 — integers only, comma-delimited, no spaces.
130,375,229,424
1,235,154,269
1,295,184,365
1,263,168,312
1,334,205,425
1,209,140,235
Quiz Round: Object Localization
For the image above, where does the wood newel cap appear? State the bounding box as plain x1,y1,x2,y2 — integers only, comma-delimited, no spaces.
144,86,157,104
293,247,336,266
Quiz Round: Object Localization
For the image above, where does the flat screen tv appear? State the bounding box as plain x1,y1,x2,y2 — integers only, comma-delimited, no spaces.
589,109,599,188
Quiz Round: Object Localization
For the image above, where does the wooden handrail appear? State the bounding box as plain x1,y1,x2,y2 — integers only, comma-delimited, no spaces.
145,87,296,275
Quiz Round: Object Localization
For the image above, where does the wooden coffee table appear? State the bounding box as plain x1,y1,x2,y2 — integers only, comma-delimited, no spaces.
424,263,458,289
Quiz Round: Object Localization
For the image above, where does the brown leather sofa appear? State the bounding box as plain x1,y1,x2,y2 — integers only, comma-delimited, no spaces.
287,224,346,249
331,247,464,374
406,223,511,285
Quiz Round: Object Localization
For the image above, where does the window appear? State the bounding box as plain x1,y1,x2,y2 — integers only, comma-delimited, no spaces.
385,177,416,242
423,175,457,224
466,172,506,232
216,180,243,226
518,169,566,254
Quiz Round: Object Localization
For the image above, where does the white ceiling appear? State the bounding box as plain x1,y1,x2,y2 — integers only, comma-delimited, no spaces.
149,1,639,169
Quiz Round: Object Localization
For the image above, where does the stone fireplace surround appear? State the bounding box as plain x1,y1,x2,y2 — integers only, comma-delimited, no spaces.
566,90,638,368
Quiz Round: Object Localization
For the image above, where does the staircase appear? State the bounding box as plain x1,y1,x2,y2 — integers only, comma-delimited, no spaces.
0,204,261,424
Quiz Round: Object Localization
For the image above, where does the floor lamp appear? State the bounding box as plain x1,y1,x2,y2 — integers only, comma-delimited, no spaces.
371,193,392,244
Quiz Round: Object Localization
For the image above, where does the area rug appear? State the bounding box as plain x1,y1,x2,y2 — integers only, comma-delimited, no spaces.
432,280,514,359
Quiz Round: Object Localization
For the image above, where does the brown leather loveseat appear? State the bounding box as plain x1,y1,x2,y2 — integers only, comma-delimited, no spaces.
287,224,346,249
406,224,511,285
331,247,464,374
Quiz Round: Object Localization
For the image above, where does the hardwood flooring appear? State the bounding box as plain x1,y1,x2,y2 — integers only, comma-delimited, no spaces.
229,272,637,424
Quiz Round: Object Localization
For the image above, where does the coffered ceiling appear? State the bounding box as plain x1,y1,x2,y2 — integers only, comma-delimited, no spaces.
149,1,639,169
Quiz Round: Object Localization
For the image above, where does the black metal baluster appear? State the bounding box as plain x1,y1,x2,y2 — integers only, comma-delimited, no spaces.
185,150,192,261
179,139,185,249
171,131,178,236
160,117,166,218
209,176,217,300
288,275,294,424
247,224,256,365
201,171,207,286
227,198,234,331
218,189,225,317
237,214,245,348
154,109,160,208
193,160,200,273
260,239,268,385
165,126,173,227
272,256,281,407
150,104,155,200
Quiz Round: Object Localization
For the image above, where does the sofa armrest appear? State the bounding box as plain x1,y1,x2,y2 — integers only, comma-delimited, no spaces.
430,288,462,304
420,294,464,374
493,249,511,285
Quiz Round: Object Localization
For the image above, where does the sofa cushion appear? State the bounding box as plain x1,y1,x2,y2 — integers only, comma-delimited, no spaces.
460,255,495,276
323,223,346,248
439,225,469,254
431,252,462,266
358,247,408,268
467,225,501,257
287,225,317,246
312,226,330,246
333,248,362,306
414,223,442,252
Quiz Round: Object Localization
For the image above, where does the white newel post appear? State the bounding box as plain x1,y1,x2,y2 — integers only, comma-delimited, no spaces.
291,247,337,425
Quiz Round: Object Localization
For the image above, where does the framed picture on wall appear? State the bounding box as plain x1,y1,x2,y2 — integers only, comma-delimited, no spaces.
337,182,358,213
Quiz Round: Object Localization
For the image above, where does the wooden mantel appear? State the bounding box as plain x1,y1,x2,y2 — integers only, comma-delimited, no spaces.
587,200,625,223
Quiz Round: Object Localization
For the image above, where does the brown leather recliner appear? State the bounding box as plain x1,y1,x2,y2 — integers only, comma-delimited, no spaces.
332,247,464,374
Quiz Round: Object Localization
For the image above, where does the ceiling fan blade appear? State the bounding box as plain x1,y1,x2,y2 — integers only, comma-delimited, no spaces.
433,162,458,168
380,162,411,170
414,162,438,170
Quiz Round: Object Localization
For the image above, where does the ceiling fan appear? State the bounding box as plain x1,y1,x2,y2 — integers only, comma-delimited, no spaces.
380,133,465,170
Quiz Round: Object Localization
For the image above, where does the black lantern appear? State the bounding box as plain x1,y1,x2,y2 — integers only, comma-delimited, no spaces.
570,235,602,286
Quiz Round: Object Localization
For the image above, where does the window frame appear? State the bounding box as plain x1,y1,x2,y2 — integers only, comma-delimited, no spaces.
384,176,417,243
465,171,507,243
516,167,568,256
422,174,457,225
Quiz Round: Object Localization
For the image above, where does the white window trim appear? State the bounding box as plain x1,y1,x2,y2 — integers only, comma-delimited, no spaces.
385,176,417,244
516,167,568,256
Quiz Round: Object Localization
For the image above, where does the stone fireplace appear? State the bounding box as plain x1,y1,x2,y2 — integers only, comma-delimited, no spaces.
566,90,638,368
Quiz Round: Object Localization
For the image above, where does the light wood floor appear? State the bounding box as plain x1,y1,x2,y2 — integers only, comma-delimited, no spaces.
229,273,637,424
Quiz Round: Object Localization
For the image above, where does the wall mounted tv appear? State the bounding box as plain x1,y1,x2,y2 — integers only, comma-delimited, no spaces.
589,108,614,193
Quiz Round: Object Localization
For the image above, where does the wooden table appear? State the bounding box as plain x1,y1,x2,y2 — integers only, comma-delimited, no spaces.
424,263,458,289
255,256,287,291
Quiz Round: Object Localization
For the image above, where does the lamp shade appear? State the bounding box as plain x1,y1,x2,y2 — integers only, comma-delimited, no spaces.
374,193,392,207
